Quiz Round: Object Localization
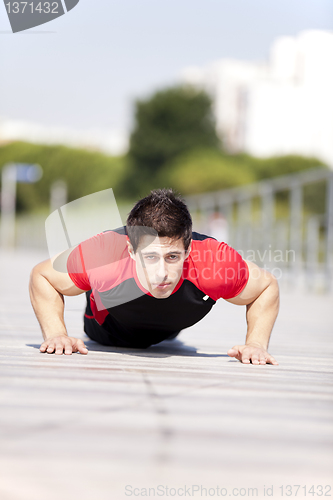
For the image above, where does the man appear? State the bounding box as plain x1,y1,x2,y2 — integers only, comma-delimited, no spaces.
29,189,279,365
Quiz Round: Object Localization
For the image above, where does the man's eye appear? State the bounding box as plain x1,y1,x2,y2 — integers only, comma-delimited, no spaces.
168,255,179,261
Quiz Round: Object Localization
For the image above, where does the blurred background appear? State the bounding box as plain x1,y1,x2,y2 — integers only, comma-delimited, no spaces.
0,0,333,291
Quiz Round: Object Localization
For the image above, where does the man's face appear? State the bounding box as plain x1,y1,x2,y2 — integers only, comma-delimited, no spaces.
127,235,191,299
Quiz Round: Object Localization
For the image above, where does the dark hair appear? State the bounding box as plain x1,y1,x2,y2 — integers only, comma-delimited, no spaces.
126,188,192,252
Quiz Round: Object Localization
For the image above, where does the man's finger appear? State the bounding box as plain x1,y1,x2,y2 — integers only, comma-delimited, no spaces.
72,339,88,355
47,342,55,353
40,342,48,352
259,354,267,364
266,355,279,365
238,346,250,364
55,342,65,355
227,346,241,357
64,338,75,355
64,339,73,355
241,348,251,363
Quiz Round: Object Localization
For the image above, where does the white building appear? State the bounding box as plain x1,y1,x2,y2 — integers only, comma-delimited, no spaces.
182,30,333,167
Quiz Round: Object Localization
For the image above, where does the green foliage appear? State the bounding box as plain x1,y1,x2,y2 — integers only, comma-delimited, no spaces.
155,149,256,195
127,85,220,194
244,154,326,180
0,141,128,213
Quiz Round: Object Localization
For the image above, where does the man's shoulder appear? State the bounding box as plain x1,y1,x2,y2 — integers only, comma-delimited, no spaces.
104,226,127,237
189,234,243,264
191,231,215,243
68,227,129,274
81,226,127,250
190,232,219,260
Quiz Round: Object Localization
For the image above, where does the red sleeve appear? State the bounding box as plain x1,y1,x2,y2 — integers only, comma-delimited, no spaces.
67,244,91,291
215,243,249,299
66,231,128,292
188,239,249,301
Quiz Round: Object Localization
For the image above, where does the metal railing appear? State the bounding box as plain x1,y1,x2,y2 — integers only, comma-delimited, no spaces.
185,167,333,293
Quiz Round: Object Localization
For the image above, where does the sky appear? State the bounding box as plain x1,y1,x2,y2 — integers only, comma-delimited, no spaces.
1,0,332,144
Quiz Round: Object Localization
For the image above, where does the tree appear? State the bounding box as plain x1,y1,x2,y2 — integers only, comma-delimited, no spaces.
127,85,220,195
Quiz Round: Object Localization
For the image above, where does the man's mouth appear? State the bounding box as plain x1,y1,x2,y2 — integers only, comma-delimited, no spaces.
153,282,171,289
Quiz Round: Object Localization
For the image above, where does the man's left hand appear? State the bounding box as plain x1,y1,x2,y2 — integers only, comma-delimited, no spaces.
227,343,278,365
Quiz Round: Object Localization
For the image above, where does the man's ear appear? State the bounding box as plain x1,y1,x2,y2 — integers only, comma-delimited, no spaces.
185,240,192,259
126,239,136,261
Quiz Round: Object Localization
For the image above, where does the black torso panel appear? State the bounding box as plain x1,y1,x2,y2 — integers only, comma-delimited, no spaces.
99,278,215,336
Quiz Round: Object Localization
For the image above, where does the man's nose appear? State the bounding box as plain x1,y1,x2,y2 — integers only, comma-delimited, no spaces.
156,259,168,281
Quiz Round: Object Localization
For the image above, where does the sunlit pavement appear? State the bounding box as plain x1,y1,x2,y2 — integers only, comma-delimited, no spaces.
0,250,332,500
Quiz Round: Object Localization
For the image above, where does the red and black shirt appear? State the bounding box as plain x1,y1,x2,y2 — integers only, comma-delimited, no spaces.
67,227,249,342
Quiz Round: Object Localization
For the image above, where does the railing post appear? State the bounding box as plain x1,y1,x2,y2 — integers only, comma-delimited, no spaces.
274,219,289,287
289,181,303,289
325,172,333,292
261,183,275,268
217,193,233,245
236,195,252,256
198,194,215,234
0,164,17,248
306,216,320,292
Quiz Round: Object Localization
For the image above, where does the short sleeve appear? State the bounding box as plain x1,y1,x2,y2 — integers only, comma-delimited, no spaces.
66,231,128,292
216,243,249,299
67,245,91,291
188,239,249,301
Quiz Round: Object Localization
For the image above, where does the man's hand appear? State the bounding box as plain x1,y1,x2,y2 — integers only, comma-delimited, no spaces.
40,336,88,355
30,259,88,355
227,343,278,365
226,261,279,365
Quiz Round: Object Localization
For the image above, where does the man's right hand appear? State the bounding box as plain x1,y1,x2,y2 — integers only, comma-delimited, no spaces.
40,336,88,355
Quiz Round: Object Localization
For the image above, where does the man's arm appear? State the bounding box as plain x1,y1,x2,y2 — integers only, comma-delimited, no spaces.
29,259,88,355
225,260,279,365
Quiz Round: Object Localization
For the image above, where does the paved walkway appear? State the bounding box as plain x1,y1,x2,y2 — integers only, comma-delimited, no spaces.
0,250,332,500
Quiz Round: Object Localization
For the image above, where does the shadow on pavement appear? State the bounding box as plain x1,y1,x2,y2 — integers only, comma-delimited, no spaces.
26,339,229,359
